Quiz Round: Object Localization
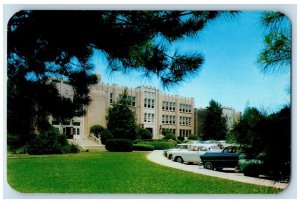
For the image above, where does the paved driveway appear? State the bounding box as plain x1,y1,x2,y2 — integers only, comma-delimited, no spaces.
146,150,288,189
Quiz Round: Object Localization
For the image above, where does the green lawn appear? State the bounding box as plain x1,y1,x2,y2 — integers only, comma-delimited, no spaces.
7,151,282,194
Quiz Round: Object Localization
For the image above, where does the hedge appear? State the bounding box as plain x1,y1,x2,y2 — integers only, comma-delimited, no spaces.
137,140,177,150
105,139,133,152
133,144,155,151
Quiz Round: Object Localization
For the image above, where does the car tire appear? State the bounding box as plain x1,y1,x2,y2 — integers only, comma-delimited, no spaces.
204,162,214,170
175,156,184,163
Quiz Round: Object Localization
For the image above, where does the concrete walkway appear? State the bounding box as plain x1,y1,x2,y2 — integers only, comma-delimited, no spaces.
147,150,288,189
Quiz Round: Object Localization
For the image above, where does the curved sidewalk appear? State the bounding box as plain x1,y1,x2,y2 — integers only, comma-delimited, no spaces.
146,150,288,189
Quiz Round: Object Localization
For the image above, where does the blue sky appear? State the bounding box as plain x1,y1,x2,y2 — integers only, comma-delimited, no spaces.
92,11,291,113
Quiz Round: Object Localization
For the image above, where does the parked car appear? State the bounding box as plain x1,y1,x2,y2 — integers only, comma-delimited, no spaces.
200,146,240,170
171,144,221,164
239,158,263,177
163,143,192,158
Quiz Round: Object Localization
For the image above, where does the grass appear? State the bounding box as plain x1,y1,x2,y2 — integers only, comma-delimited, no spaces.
7,151,282,194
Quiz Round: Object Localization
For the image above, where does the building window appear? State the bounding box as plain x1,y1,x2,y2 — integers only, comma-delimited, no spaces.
166,115,169,124
73,122,80,126
110,93,113,103
148,113,151,123
52,119,59,125
73,128,76,135
162,115,165,124
148,99,151,108
144,98,147,107
152,99,155,108
151,114,154,123
132,96,136,106
77,128,80,135
166,102,169,110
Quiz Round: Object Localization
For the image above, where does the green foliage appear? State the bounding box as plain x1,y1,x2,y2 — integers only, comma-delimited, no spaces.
137,140,177,150
27,128,79,155
162,129,177,141
90,125,105,138
90,125,113,144
100,129,113,145
257,11,291,74
136,127,153,140
203,100,228,140
107,91,137,140
105,139,133,152
231,106,291,180
188,134,199,140
132,144,155,151
7,151,281,193
177,135,185,142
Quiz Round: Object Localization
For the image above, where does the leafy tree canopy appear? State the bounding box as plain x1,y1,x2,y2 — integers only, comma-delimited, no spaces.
257,11,291,74
7,10,235,141
202,100,227,140
106,90,137,140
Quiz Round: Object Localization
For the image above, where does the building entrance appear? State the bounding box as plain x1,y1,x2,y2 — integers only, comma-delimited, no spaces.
65,127,73,139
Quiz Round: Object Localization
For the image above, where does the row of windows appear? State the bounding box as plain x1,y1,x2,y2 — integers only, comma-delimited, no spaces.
179,103,192,113
162,101,176,111
144,98,155,108
144,113,155,123
52,120,80,126
162,115,176,125
62,127,80,135
109,93,136,106
179,116,192,126
179,129,192,137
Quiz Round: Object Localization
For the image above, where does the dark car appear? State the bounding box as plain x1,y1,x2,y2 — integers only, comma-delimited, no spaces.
200,146,240,170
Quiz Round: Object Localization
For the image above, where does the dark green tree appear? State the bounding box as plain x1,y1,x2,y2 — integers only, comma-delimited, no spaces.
7,10,235,147
231,106,290,180
202,100,227,140
106,91,137,140
257,11,291,74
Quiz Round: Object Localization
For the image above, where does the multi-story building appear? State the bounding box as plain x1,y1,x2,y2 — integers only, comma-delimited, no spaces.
50,74,194,140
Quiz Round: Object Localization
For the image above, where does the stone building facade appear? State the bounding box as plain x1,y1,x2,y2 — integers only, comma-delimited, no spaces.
50,75,194,140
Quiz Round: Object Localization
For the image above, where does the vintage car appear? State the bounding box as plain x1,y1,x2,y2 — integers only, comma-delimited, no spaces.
163,143,192,158
171,144,221,164
200,146,240,170
239,158,264,177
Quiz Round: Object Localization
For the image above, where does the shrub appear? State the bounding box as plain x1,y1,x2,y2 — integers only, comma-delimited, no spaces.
137,140,177,150
27,128,79,155
90,125,113,144
163,132,177,141
100,129,113,145
177,135,185,142
105,139,133,152
67,143,80,153
90,125,105,138
136,127,153,140
188,134,199,140
133,144,155,151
